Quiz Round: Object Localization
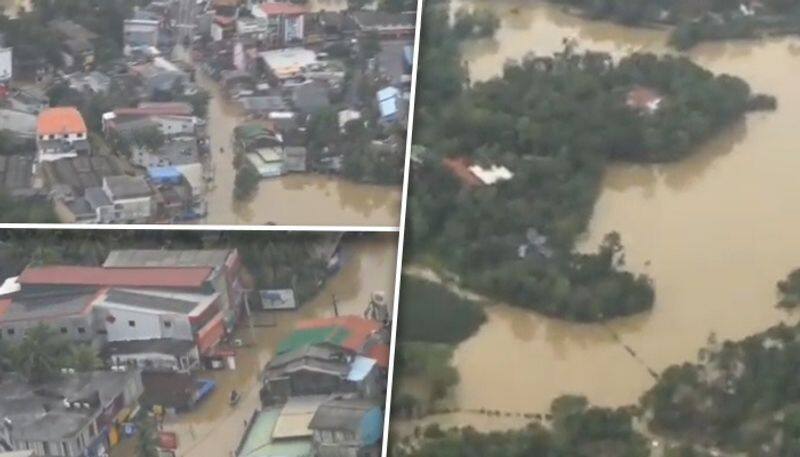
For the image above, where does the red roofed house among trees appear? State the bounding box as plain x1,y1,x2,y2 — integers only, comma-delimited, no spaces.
36,106,91,163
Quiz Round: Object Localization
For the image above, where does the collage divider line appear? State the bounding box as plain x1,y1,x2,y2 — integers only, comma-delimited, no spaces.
381,0,426,454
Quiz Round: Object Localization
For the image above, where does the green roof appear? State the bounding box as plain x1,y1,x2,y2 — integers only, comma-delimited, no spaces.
276,326,350,354
238,408,312,457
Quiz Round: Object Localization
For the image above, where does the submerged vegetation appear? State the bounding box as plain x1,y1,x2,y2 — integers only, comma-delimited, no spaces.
392,276,487,417
548,0,800,49
409,0,773,322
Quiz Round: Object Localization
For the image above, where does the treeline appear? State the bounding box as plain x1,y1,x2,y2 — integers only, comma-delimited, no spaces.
409,1,772,321
392,275,487,418
642,321,800,455
392,395,651,457
548,0,800,49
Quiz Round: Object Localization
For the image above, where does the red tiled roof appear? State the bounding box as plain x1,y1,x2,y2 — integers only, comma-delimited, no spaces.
18,266,212,288
296,315,384,353
260,2,307,15
37,107,87,136
442,157,482,188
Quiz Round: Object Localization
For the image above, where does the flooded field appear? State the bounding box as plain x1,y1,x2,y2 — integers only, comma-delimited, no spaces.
157,234,398,457
196,73,402,227
416,0,800,429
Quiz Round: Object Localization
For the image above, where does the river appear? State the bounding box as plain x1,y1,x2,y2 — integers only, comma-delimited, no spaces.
147,234,398,457
195,71,402,227
414,0,800,430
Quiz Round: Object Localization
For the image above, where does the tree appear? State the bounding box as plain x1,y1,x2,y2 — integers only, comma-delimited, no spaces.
233,163,260,201
8,324,70,383
67,344,103,372
131,126,166,152
136,417,159,457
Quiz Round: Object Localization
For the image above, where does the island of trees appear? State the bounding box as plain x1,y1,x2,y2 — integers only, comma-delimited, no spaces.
407,0,774,322
548,0,800,49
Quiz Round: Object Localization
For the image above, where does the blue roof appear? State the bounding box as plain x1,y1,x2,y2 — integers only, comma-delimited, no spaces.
148,166,182,180
377,87,400,120
347,356,377,382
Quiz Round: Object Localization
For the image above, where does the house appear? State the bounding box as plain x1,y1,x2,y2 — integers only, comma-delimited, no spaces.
284,146,307,173
625,86,663,114
260,315,389,406
247,146,285,178
308,398,384,457
259,48,317,81
235,406,313,457
131,138,200,168
351,11,416,38
102,175,154,223
260,344,352,405
123,19,160,55
0,371,143,457
0,155,36,198
67,71,112,95
239,95,290,116
0,46,11,83
338,109,362,132
35,107,90,164
103,249,246,330
50,20,99,71
251,2,308,45
103,102,198,139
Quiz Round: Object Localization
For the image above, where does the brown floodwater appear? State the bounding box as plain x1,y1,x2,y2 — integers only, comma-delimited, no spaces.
196,72,402,227
410,0,800,430
159,234,398,457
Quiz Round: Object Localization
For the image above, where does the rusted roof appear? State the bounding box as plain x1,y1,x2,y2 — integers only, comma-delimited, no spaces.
442,156,482,188
260,2,307,15
294,316,388,366
18,266,212,288
37,107,87,136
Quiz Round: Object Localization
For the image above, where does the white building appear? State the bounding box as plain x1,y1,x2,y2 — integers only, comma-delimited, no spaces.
35,107,90,164
0,47,12,82
102,176,153,223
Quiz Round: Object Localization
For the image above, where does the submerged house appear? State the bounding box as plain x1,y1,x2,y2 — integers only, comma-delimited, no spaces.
308,398,384,457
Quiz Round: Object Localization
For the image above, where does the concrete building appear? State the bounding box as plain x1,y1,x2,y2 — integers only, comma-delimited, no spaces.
101,176,154,223
0,47,12,82
251,2,307,45
0,371,143,457
123,19,160,55
308,398,384,457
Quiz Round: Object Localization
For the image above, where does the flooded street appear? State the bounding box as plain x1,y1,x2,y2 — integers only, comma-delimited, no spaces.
196,73,402,226
426,0,800,427
159,234,397,457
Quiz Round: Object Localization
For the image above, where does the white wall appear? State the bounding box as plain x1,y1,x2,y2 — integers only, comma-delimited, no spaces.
0,47,12,82
99,305,193,342
110,196,153,223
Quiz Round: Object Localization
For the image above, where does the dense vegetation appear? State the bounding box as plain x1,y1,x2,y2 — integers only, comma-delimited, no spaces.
408,0,772,322
392,276,487,417
777,268,800,309
397,275,486,344
392,395,650,457
548,0,800,49
642,321,800,455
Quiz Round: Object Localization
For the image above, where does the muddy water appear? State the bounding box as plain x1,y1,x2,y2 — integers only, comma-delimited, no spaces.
195,72,402,226
163,234,398,457
428,0,800,428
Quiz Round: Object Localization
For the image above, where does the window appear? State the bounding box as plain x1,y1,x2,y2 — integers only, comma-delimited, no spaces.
77,327,86,334
61,441,70,456
60,327,68,334
164,321,172,328
7,328,14,336
128,320,136,327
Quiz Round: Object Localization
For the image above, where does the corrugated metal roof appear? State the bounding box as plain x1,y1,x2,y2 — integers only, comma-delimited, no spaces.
104,250,232,268
18,266,212,288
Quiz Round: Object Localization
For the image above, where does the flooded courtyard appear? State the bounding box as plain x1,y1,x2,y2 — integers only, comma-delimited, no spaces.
416,0,800,429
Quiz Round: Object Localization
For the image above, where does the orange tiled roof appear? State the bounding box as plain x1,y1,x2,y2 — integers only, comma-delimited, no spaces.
37,107,87,136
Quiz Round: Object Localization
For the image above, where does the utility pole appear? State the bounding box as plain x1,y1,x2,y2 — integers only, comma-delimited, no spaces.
331,294,339,317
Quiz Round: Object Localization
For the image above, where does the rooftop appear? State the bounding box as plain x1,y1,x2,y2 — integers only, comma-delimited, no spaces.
105,338,197,357
101,288,208,314
104,249,233,268
236,408,312,457
37,107,87,136
18,266,212,289
259,2,308,15
308,398,380,435
104,175,152,200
